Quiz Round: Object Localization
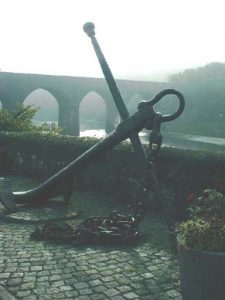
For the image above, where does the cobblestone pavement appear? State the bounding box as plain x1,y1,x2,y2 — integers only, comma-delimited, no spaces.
0,177,182,300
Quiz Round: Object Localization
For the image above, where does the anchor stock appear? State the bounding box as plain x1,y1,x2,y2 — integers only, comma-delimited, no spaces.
83,22,147,165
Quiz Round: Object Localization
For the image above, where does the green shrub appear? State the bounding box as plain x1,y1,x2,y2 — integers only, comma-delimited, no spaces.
178,189,225,251
0,105,61,135
178,217,225,251
188,189,225,219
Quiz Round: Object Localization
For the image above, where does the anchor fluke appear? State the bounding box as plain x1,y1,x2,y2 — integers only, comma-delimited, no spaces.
83,22,95,37
0,178,15,211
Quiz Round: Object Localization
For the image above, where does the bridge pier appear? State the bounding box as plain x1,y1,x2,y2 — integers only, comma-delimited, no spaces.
104,103,117,134
58,103,80,136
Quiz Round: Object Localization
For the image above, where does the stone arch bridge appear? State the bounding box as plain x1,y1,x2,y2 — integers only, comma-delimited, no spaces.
0,72,171,135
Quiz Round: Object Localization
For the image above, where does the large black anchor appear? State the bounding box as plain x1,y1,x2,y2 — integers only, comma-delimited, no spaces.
0,23,185,212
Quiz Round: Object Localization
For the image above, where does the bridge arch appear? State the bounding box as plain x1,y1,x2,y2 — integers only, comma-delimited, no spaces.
22,87,78,135
79,91,106,134
23,88,59,126
79,91,116,134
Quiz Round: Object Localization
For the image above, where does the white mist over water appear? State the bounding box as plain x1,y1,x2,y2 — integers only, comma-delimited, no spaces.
80,128,225,153
80,129,106,138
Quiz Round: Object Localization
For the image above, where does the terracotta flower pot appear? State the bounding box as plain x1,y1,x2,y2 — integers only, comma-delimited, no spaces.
177,238,225,300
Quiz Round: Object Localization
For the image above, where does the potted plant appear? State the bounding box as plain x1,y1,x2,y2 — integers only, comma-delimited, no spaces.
177,189,225,300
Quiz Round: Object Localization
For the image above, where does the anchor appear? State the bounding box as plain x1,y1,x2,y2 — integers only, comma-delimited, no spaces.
0,23,185,216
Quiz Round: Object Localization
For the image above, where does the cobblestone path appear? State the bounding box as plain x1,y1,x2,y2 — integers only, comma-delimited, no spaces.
0,177,181,300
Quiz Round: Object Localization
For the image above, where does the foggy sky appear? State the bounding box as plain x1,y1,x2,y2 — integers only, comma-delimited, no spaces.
0,0,225,81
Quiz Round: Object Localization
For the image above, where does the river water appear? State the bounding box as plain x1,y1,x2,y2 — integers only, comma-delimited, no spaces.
36,120,225,152
80,129,225,152
80,129,148,144
80,129,106,138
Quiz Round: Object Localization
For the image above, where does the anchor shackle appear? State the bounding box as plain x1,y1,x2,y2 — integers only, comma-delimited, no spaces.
138,89,185,122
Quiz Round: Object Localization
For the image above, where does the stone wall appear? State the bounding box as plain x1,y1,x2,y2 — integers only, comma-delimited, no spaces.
0,132,225,215
0,132,139,198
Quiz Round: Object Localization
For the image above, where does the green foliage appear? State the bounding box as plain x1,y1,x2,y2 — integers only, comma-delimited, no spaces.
178,189,225,251
170,62,225,83
168,62,225,138
0,105,61,134
188,189,225,219
178,218,225,251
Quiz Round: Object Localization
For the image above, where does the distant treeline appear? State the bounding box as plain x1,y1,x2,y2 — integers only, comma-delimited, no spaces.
162,62,225,138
